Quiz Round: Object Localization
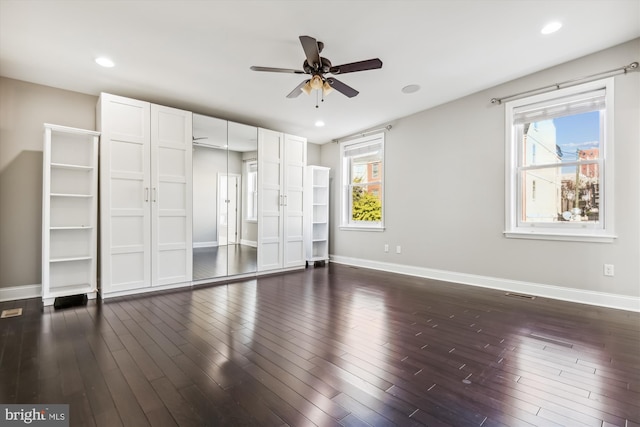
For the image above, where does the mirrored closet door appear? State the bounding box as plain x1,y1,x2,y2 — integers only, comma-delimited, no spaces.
192,114,258,280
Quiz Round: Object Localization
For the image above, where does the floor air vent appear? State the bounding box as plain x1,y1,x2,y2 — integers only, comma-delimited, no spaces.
1,308,23,318
505,292,536,300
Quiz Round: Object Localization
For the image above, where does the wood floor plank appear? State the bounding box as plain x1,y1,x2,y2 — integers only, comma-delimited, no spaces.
171,353,259,425
2,263,638,427
102,368,151,427
110,348,166,415
150,377,204,427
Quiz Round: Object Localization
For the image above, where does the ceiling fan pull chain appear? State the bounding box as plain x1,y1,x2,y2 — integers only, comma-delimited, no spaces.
316,90,319,108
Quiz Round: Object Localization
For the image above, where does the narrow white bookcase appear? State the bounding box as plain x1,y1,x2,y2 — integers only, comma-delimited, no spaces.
42,124,99,306
304,165,330,266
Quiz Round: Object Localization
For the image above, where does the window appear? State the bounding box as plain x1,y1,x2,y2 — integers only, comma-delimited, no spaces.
371,162,380,179
340,133,384,230
245,160,257,222
504,78,615,242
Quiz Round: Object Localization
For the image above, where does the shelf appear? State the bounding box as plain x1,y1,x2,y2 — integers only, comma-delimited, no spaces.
50,193,93,198
51,226,93,230
51,162,94,171
46,283,96,296
50,256,92,263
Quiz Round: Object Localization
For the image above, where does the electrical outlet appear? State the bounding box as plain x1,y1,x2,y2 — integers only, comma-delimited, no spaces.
384,244,389,253
396,245,402,254
603,264,614,277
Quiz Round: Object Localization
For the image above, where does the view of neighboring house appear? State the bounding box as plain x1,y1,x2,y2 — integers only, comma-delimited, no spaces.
523,118,601,223
523,120,561,222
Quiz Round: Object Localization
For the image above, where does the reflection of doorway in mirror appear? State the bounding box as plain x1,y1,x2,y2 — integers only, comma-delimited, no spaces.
218,173,241,246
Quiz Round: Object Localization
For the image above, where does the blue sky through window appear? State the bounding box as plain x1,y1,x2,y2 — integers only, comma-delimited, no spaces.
553,111,600,161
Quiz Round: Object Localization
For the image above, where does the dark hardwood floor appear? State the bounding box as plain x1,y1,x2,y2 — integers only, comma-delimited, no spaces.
1,263,639,426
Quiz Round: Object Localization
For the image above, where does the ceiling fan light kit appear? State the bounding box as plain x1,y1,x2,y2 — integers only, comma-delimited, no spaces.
251,35,382,103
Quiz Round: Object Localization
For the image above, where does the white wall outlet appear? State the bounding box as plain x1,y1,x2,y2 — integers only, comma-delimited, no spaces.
384,244,389,253
603,264,615,277
396,245,402,254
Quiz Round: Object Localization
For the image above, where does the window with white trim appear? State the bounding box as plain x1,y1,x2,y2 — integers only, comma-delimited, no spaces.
504,78,615,242
340,133,384,230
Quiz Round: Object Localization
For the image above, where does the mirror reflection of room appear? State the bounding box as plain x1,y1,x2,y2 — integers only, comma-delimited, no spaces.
192,114,258,280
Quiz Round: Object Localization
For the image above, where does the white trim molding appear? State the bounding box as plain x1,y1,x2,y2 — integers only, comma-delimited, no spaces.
193,241,218,248
0,284,42,302
330,255,639,312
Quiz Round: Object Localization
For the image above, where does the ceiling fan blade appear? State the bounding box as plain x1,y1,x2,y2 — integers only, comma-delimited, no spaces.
329,58,383,74
250,66,305,74
299,35,321,67
286,80,310,98
327,78,359,98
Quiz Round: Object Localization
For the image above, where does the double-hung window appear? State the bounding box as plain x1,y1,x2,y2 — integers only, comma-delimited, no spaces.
340,133,385,230
504,78,615,242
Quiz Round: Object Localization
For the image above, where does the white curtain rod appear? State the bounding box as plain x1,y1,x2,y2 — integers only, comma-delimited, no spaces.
490,61,638,105
332,125,392,143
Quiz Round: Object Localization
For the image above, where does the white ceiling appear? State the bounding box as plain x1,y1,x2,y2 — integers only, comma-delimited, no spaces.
1,0,639,144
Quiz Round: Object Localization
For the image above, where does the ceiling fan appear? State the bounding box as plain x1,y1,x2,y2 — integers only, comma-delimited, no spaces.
250,35,382,99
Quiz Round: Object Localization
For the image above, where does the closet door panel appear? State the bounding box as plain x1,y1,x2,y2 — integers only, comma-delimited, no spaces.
151,104,193,286
283,134,307,268
258,128,284,271
99,94,151,293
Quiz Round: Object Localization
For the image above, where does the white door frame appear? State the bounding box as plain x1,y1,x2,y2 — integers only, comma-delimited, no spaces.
217,172,241,246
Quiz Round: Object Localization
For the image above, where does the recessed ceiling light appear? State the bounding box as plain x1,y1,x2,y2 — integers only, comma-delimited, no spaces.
541,21,562,35
95,57,115,68
401,84,420,94
315,120,325,127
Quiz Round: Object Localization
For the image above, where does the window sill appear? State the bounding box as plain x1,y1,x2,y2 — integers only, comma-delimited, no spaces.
246,219,257,224
340,226,385,232
504,230,616,243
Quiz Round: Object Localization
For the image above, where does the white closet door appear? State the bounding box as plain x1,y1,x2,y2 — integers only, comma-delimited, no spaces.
258,128,283,271
99,94,151,292
283,134,307,268
150,105,193,286
227,175,240,245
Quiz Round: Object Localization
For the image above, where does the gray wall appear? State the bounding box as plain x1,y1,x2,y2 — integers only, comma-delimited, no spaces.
0,77,97,288
307,142,321,166
192,146,225,245
321,39,640,298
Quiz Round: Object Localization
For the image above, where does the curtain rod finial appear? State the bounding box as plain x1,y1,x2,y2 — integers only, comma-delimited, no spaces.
490,98,501,104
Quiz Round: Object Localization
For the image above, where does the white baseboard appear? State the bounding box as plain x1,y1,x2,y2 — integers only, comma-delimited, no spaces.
100,280,193,300
193,241,217,248
241,239,257,248
0,284,42,302
330,255,640,312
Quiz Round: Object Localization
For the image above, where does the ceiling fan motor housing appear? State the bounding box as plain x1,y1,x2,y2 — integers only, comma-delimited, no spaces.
303,57,332,75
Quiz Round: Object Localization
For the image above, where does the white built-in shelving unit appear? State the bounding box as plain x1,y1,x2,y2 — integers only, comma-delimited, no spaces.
304,165,330,265
42,123,99,305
